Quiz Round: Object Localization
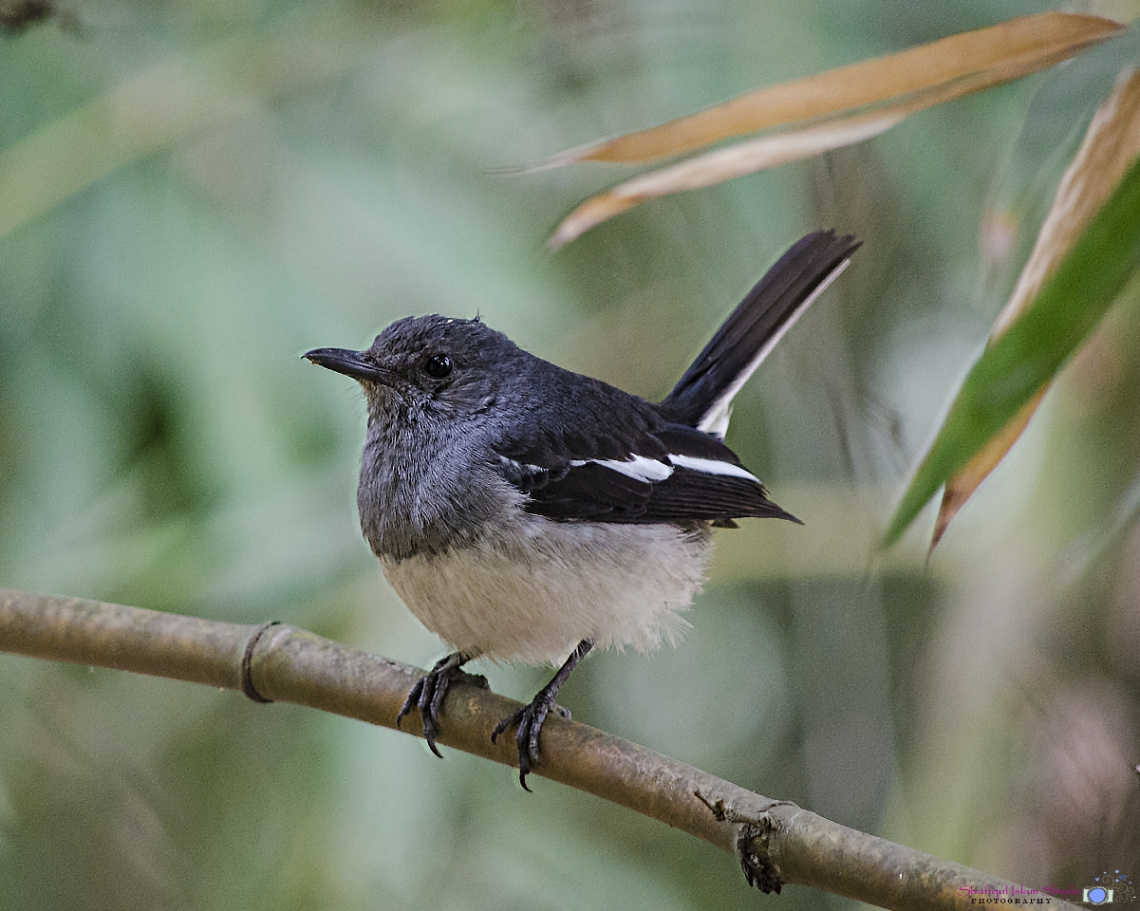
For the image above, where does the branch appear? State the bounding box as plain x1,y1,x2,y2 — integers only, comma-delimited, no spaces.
0,587,1077,910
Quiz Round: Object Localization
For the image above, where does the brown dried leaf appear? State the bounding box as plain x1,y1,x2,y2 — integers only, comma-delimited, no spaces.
549,108,904,248
547,13,1123,246
545,12,1123,168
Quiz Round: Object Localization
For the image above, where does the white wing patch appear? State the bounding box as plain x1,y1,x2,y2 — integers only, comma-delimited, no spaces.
572,454,674,482
569,453,761,486
668,453,761,484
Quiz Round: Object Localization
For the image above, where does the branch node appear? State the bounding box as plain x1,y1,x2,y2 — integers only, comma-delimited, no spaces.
693,788,730,820
695,789,795,893
738,821,782,894
240,620,282,703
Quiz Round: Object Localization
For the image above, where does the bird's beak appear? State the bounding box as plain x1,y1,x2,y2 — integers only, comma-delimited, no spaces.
303,347,393,383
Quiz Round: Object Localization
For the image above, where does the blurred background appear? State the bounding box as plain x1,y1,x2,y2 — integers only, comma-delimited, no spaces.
1,0,1139,908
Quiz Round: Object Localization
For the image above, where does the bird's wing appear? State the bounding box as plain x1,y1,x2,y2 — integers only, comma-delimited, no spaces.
493,416,798,525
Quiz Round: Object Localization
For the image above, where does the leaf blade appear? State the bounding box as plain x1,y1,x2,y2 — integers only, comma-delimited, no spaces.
885,147,1140,547
545,13,1123,167
549,109,904,248
928,68,1140,547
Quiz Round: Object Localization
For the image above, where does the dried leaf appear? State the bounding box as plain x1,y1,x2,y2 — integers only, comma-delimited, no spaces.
545,12,1123,167
549,109,904,248
547,13,1123,245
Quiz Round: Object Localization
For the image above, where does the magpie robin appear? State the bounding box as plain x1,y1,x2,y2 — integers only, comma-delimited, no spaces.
304,229,858,787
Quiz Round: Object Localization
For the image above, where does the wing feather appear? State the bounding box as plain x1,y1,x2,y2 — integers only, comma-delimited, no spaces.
493,418,798,525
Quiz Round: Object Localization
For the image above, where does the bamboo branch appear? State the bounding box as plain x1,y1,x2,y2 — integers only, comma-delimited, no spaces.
0,587,1078,910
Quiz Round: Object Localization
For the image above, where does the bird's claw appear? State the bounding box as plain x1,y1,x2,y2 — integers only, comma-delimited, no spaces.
491,695,568,790
396,654,486,757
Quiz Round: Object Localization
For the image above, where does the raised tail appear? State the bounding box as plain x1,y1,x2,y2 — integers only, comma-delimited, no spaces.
660,230,860,436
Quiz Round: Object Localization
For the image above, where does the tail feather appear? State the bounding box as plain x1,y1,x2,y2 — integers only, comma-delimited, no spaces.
660,230,860,436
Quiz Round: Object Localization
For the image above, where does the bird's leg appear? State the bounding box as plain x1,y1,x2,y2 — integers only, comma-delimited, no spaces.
492,639,594,790
397,650,486,757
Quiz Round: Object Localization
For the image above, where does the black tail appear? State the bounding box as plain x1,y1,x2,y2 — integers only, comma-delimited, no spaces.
660,230,860,436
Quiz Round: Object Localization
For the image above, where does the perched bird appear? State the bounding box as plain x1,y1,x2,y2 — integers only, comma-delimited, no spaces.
305,229,858,787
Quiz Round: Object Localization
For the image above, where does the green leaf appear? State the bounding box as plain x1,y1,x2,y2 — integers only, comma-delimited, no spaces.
884,152,1140,546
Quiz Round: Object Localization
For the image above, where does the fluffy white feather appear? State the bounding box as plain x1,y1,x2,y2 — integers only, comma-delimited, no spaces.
380,515,710,665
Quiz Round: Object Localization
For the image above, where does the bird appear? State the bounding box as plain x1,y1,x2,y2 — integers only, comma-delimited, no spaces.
304,229,859,788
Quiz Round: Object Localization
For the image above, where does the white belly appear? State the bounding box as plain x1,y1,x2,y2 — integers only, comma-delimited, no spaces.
379,517,711,665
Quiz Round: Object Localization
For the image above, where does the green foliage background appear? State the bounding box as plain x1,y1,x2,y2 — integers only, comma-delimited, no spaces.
1,1,1138,909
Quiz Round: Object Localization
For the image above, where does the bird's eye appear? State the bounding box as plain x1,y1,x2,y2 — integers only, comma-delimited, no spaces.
423,353,453,379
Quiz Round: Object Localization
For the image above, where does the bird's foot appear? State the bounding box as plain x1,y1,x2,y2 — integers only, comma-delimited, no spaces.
490,691,569,790
491,640,593,790
397,653,486,757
